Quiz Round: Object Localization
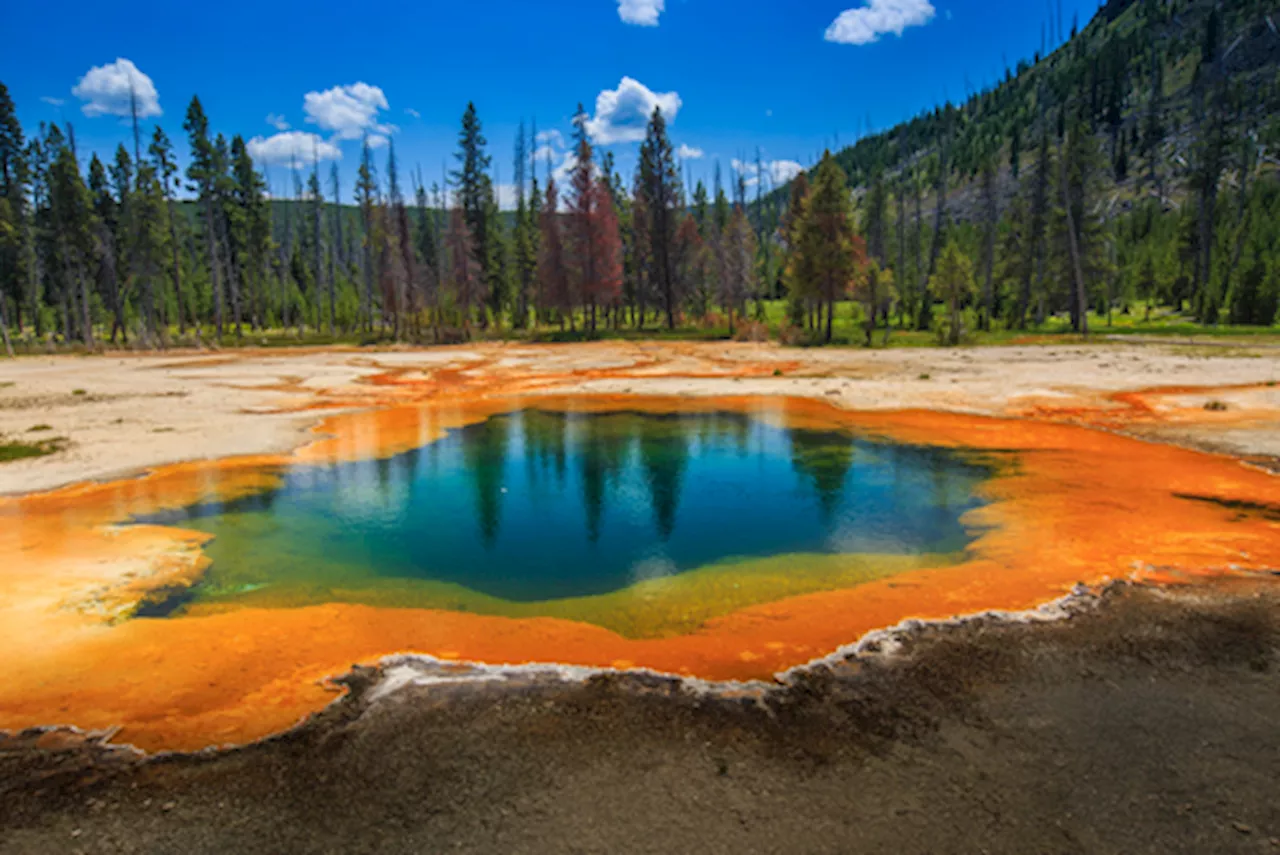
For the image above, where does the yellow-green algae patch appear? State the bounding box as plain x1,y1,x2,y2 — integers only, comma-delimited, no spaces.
175,550,963,639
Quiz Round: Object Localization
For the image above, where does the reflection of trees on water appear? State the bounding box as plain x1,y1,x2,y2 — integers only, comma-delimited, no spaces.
522,410,569,489
697,411,752,456
518,410,696,544
580,415,629,542
789,430,856,521
132,468,287,525
638,416,689,541
374,454,396,503
460,416,511,546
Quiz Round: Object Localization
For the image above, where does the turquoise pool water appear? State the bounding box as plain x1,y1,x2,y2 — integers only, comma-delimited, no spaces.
136,408,991,609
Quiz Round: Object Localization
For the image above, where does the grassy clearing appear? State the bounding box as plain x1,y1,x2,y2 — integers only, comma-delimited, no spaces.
0,436,67,463
4,301,1277,354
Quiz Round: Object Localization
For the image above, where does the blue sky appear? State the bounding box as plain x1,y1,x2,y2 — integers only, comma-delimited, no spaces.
4,0,1101,205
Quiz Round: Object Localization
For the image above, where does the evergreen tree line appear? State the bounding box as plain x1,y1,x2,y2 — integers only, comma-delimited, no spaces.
1,0,1278,354
0,85,784,349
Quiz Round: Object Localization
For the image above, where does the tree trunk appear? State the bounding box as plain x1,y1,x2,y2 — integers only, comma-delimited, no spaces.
913,178,923,322
981,163,997,331
313,197,326,338
328,201,338,338
897,179,908,320
0,293,14,357
76,261,94,347
165,223,181,335
1060,146,1089,337
205,198,223,338
917,162,947,331
361,219,374,334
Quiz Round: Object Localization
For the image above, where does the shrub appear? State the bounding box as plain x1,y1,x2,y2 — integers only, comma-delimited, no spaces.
732,320,770,342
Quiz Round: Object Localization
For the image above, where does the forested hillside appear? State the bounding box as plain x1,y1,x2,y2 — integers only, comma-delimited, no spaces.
0,0,1277,353
803,0,1280,333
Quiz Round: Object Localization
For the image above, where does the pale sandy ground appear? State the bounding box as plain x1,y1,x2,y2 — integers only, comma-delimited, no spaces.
2,340,1279,495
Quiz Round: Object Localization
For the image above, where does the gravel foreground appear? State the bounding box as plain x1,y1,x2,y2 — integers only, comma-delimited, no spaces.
2,581,1276,855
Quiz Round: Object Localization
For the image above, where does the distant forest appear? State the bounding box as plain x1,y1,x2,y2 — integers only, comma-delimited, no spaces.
0,0,1278,353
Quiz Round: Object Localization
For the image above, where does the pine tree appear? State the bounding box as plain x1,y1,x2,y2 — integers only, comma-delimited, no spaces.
1055,105,1106,334
483,186,511,328
229,136,270,332
537,176,570,328
354,136,378,332
306,156,330,335
674,213,704,325
329,163,345,325
47,137,96,345
692,181,709,234
935,240,975,345
628,179,652,328
1141,38,1165,201
131,160,169,343
183,97,224,337
1188,12,1231,322
864,170,888,267
511,120,535,328
88,153,125,341
568,105,594,329
446,206,481,331
0,82,28,350
780,171,811,328
108,143,145,340
414,171,440,335
1015,126,1054,327
451,103,497,322
27,127,55,339
721,205,757,336
210,134,243,337
149,127,187,333
853,260,897,346
791,152,863,343
977,140,1000,331
637,107,682,329
895,172,911,326
384,137,416,337
589,177,623,327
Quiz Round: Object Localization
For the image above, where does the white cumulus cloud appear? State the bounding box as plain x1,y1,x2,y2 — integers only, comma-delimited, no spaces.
733,158,805,189
585,77,680,145
72,58,161,119
532,144,561,164
303,82,392,140
41,96,66,107
247,131,342,166
618,0,663,26
266,112,290,131
536,129,565,148
770,160,805,184
824,0,936,46
677,144,704,160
